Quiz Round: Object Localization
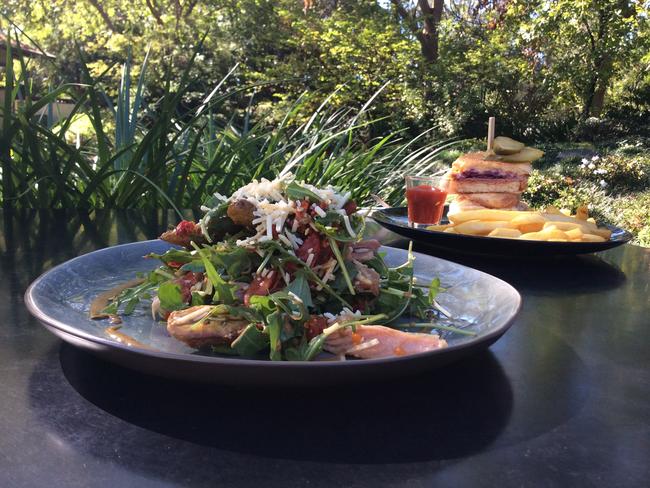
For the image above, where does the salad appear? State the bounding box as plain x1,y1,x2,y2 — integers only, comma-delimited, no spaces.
101,174,457,361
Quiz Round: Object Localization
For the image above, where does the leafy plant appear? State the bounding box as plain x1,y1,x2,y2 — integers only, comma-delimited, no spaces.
0,29,457,211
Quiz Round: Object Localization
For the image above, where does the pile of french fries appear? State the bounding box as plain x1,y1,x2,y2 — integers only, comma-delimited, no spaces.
428,205,612,242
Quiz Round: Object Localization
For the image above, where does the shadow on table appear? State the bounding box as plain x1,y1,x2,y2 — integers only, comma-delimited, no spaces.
397,240,627,295
53,344,512,464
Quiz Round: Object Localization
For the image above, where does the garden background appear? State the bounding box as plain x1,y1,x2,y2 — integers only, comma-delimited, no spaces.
1,0,649,245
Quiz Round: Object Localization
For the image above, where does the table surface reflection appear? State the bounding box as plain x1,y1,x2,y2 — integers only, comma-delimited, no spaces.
1,209,649,488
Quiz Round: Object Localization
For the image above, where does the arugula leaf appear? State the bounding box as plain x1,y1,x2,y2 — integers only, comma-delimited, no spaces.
266,311,283,361
259,240,352,308
364,255,389,278
180,260,206,273
190,291,207,306
192,243,235,304
285,269,313,308
302,322,345,361
286,181,322,202
249,295,275,315
147,249,194,265
428,277,441,305
313,222,358,242
157,281,185,311
328,236,355,295
211,246,251,279
231,324,269,357
100,275,160,316
283,342,309,361
222,305,263,324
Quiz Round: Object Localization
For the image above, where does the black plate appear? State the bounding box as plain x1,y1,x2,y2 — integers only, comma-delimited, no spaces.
25,241,521,386
372,207,633,257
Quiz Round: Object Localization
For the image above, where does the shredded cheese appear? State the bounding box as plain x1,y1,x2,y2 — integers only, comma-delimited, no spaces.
343,215,357,238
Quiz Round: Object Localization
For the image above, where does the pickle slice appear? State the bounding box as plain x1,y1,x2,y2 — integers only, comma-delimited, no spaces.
493,136,525,155
499,147,544,163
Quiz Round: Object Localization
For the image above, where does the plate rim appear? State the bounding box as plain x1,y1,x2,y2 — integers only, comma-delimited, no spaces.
25,240,522,368
372,206,633,245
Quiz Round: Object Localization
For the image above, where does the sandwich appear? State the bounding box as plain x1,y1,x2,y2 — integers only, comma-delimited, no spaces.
444,137,543,211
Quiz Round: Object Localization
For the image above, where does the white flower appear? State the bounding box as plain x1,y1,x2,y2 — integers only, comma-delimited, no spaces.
594,168,607,175
581,158,589,164
599,180,608,188
591,155,600,161
588,163,596,170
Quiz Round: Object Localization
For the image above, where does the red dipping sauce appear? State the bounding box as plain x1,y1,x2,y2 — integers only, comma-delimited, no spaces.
406,185,447,224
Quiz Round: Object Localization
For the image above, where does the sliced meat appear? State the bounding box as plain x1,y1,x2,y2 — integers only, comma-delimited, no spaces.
324,325,447,359
346,239,381,262
159,220,205,249
167,305,249,349
352,260,380,296
175,272,204,303
227,199,256,227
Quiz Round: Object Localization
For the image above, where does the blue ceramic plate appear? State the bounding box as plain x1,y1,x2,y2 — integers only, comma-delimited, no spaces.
25,241,521,386
373,207,633,257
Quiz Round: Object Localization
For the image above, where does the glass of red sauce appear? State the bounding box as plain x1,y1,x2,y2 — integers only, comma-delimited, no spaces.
405,175,448,226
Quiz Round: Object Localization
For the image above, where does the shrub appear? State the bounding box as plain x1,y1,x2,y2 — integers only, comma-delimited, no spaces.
574,154,650,193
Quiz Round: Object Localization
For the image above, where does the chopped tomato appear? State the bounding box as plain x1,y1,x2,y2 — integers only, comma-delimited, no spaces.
343,200,357,215
304,315,329,340
294,199,311,225
244,270,279,306
318,238,333,265
175,220,197,237
297,233,321,264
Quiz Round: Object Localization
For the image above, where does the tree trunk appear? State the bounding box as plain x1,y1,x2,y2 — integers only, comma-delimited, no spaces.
390,0,444,64
417,0,444,63
589,82,607,117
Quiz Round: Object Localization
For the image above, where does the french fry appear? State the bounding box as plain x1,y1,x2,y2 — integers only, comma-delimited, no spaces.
442,207,611,243
576,205,589,220
544,205,562,215
543,221,584,232
542,213,602,233
592,227,612,239
426,224,451,232
454,220,515,236
488,228,522,239
580,233,606,242
519,231,548,241
511,213,546,233
520,226,569,241
447,209,524,224
565,228,583,240
542,227,570,240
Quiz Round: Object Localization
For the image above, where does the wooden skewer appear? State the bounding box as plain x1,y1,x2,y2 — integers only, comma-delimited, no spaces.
487,116,495,152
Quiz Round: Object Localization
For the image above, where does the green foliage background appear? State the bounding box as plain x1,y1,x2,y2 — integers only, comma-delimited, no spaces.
5,0,649,138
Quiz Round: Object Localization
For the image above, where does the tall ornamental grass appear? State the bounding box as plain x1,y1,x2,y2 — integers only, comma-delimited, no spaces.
0,31,456,212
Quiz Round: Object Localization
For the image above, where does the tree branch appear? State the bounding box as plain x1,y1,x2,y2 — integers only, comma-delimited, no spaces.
184,0,200,18
87,0,118,32
145,0,164,26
